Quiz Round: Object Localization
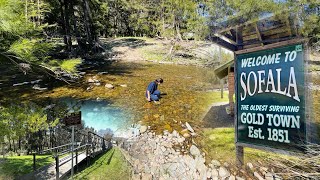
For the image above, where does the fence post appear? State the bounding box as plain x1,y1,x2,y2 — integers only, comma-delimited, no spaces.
86,145,89,167
75,149,78,172
55,155,59,180
33,153,36,172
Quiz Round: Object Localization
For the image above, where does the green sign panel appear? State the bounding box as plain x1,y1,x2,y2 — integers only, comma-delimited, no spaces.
236,44,306,151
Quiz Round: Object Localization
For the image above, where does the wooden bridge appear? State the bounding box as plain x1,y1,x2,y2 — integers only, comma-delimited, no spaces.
20,130,111,180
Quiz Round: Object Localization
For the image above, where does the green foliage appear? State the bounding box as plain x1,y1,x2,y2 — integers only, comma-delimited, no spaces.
8,39,54,63
60,58,82,73
0,102,56,144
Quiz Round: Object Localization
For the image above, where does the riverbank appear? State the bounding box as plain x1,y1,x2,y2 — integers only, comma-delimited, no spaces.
119,127,282,180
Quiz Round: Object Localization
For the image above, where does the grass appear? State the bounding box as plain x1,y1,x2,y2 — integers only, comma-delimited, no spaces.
72,148,131,180
60,58,82,73
200,128,299,169
0,155,54,179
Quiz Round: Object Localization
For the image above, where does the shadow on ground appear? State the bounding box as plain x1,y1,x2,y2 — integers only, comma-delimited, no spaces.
202,103,234,128
103,38,154,50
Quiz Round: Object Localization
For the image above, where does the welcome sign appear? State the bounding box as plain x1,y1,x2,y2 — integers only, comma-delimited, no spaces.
236,44,306,151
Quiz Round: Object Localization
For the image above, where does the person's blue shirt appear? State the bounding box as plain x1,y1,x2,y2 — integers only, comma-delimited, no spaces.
147,81,157,95
146,81,161,101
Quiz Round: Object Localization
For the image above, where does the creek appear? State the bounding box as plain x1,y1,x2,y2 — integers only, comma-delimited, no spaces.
1,61,226,134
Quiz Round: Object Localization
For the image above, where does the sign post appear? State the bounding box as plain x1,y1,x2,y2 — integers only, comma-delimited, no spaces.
235,43,307,163
63,112,81,179
71,125,74,178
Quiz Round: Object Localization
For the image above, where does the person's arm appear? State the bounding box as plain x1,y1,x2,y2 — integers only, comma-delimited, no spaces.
146,90,151,101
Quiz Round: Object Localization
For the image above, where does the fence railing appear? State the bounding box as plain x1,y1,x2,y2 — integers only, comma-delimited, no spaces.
31,129,112,180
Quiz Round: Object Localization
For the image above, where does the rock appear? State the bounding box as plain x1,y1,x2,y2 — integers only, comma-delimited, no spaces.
32,84,47,91
98,71,108,75
229,175,236,180
254,172,264,180
183,133,191,138
218,167,230,178
265,172,274,180
247,162,254,169
236,176,245,180
211,160,221,167
189,145,201,157
172,130,179,138
87,78,95,83
13,82,29,86
180,128,189,134
94,82,101,86
132,173,141,180
120,84,128,87
141,172,152,180
224,162,230,167
105,83,114,89
86,86,93,91
161,146,166,152
211,168,219,178
140,126,148,134
260,167,268,175
190,132,197,136
185,122,195,133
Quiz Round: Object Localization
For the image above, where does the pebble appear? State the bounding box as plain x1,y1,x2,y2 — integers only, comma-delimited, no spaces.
105,83,114,89
87,78,95,83
183,133,191,138
140,126,148,134
254,172,264,180
211,160,221,167
235,176,245,180
218,166,230,178
189,145,201,156
211,168,219,177
247,162,254,169
185,122,195,133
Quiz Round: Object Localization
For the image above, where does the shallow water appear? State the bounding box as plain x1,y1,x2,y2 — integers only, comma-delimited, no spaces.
2,61,227,134
63,98,132,133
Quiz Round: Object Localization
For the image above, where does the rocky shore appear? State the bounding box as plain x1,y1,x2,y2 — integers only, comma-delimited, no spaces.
118,125,281,180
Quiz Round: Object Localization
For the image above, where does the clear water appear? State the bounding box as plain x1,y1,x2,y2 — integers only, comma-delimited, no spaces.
65,98,132,134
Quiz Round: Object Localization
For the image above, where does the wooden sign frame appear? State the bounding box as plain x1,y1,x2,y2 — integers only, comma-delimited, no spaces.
63,112,82,126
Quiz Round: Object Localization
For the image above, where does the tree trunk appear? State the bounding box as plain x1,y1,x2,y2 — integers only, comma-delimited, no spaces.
70,0,82,50
64,0,72,51
18,137,21,155
13,139,15,153
176,23,182,41
83,0,92,44
161,0,165,36
58,0,68,48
